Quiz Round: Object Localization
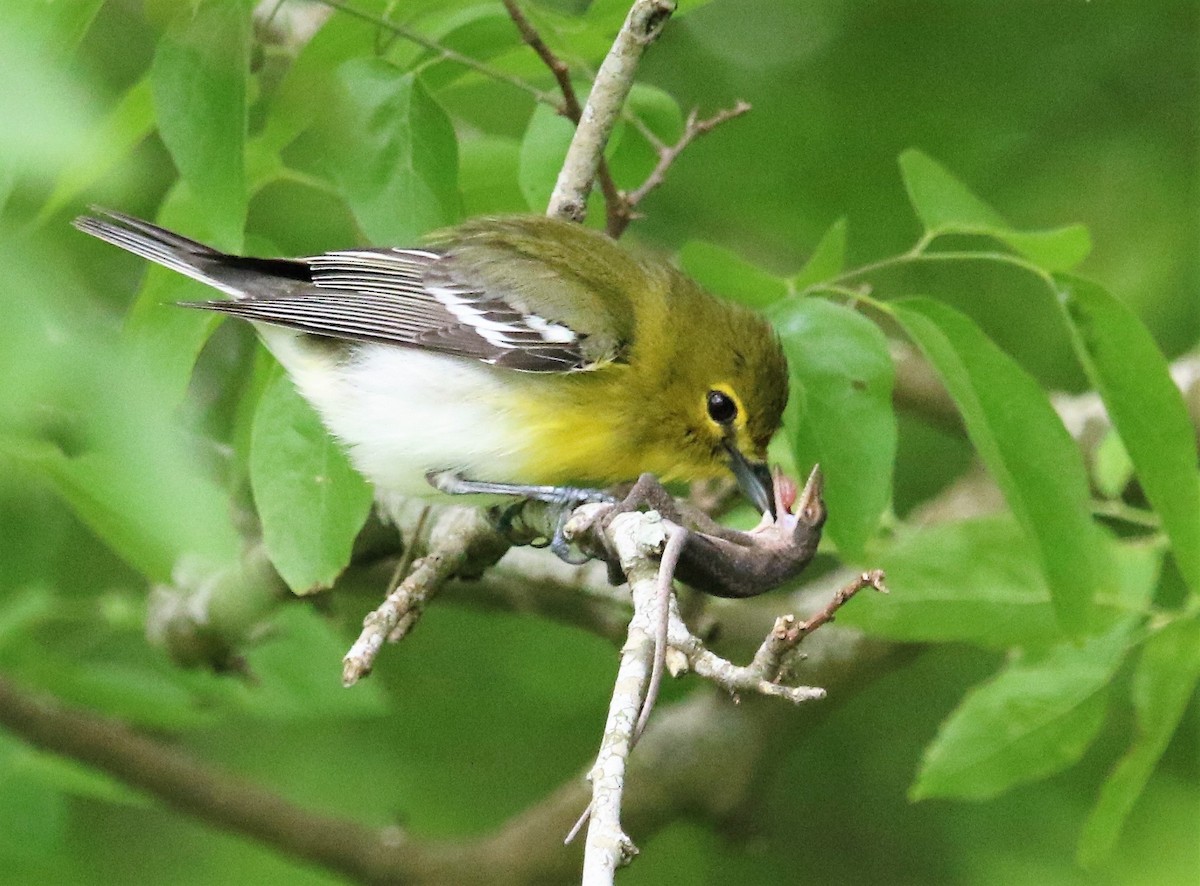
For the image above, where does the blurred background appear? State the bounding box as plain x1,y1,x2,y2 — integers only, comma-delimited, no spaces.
0,0,1195,883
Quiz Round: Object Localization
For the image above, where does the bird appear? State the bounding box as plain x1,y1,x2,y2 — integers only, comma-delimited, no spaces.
73,210,789,525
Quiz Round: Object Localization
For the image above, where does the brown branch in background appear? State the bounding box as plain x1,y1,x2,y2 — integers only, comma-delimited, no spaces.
501,0,627,236
0,675,417,884
611,101,752,238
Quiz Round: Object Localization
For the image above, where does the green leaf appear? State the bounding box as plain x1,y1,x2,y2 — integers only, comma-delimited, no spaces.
900,148,1006,231
239,606,389,720
38,76,155,224
12,748,147,808
150,0,249,248
326,61,460,242
518,103,575,213
1078,616,1200,866
250,371,373,595
41,660,214,731
773,298,895,557
899,149,1090,271
6,442,237,584
460,134,524,215
1001,225,1092,273
0,10,103,180
913,626,1133,801
893,298,1105,632
790,218,847,291
1057,275,1200,595
122,185,225,408
625,83,685,143
678,241,788,309
846,517,1059,647
0,737,64,862
843,519,1161,647
1092,429,1135,500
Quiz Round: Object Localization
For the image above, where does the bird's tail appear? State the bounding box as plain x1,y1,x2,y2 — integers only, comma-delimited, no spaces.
72,208,311,300
73,208,251,299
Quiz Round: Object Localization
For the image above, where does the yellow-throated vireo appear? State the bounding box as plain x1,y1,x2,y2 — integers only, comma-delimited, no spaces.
74,211,788,520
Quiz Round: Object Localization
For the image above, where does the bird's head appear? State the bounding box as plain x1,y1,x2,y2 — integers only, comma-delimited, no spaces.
636,277,789,515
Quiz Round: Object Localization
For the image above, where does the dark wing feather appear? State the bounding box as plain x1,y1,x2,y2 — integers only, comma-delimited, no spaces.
199,248,589,371
74,209,595,371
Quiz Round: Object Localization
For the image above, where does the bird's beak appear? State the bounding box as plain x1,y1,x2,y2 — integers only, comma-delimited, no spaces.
724,441,775,518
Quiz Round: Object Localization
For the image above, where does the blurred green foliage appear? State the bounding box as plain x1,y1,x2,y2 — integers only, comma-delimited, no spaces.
0,0,1196,883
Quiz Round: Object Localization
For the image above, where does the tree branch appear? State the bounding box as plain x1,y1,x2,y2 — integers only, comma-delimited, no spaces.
318,0,561,108
547,0,676,222
500,0,628,236
0,675,419,884
342,506,510,686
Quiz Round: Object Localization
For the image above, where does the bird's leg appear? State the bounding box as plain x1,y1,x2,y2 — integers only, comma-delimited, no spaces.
427,471,617,563
428,470,616,507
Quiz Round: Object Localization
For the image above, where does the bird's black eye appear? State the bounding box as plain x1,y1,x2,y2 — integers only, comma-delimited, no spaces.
706,390,738,425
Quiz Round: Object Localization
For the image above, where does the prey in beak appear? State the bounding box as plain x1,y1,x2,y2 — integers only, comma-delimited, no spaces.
724,440,775,517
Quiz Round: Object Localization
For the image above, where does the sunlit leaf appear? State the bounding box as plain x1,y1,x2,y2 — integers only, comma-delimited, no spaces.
790,217,847,291
325,61,460,242
844,520,1160,647
899,149,1090,271
1092,430,1135,500
678,241,788,308
1057,274,1200,595
894,299,1106,633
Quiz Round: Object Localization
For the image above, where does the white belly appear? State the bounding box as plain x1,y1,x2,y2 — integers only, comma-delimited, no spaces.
264,332,529,501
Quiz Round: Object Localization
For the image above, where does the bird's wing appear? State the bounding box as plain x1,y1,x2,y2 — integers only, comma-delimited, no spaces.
188,246,594,372
75,209,626,372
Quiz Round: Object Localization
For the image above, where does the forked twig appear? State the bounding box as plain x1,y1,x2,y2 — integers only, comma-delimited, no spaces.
611,101,752,237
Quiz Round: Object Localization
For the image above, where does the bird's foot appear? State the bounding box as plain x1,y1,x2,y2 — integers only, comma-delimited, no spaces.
427,471,616,564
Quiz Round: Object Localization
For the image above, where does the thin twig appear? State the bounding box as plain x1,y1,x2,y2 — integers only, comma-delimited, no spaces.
500,0,579,113
383,504,431,641
342,507,508,686
611,101,751,237
670,570,888,703
547,0,676,223
500,0,627,235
